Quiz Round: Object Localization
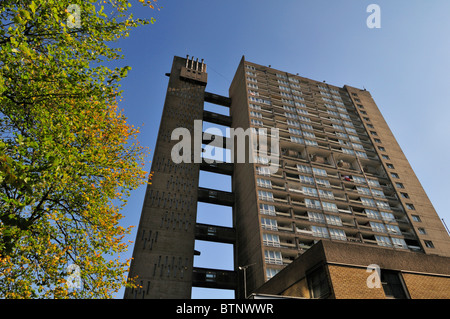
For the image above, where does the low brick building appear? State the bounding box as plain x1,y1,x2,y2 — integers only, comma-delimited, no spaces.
255,240,450,299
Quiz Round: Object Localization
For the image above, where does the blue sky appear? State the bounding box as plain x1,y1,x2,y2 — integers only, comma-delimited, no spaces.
112,0,450,298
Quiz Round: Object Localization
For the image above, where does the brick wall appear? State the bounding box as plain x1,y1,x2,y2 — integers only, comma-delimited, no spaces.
327,265,386,299
281,278,310,298
402,273,450,299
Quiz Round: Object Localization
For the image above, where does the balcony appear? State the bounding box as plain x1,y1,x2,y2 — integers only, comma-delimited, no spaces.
296,227,313,236
277,224,294,233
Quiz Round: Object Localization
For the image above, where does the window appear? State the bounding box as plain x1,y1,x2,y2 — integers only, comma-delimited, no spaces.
395,182,404,189
312,167,327,177
406,203,415,210
411,215,421,222
381,212,395,222
386,163,395,169
264,250,283,265
263,233,280,247
353,176,367,184
365,209,381,220
424,240,435,248
378,146,386,151
283,104,296,112
290,136,304,144
367,123,374,128
374,138,382,143
300,123,313,130
250,111,262,118
308,211,325,223
257,178,272,189
254,155,269,165
376,200,390,210
390,172,399,179
259,204,276,216
307,267,330,299
297,164,312,174
382,155,390,160
251,119,263,126
249,103,261,110
305,198,322,210
375,235,392,247
249,96,271,105
345,127,357,135
341,119,354,130
303,186,318,197
386,224,401,234
299,175,315,185
256,166,271,176
342,148,354,155
261,218,278,231
370,131,378,136
400,192,409,199
303,131,316,139
391,238,408,249
325,215,342,226
322,201,338,212
363,117,370,121
381,271,408,299
266,268,280,280
371,189,385,198
258,190,274,202
287,119,300,127
367,179,381,187
318,189,334,200
298,115,311,123
356,186,371,195
315,178,331,188
361,197,377,207
288,127,302,136
370,221,387,233
355,151,367,158
285,112,298,119
305,139,318,146
418,227,427,235
311,226,329,238
329,228,346,241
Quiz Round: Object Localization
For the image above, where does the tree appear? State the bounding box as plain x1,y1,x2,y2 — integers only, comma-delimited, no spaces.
0,0,158,298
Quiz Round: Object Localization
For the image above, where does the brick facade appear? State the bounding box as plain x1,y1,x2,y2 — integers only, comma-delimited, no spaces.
402,273,450,299
327,265,386,299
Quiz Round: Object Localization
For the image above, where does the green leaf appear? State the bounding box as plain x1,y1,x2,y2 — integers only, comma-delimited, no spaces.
19,9,31,21
29,1,37,15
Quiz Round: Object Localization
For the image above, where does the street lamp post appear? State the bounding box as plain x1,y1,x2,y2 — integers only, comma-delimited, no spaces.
238,263,255,299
